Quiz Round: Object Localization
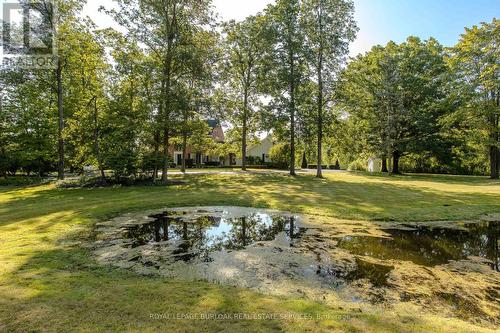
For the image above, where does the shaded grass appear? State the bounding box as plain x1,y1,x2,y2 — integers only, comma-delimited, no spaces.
1,172,499,332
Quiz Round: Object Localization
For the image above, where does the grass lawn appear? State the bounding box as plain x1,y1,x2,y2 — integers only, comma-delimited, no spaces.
1,172,499,332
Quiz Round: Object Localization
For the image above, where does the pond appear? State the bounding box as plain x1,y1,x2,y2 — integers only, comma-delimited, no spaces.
125,210,305,262
94,207,500,325
337,222,499,271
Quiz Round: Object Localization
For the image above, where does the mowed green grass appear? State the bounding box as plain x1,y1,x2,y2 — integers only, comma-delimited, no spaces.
1,172,499,332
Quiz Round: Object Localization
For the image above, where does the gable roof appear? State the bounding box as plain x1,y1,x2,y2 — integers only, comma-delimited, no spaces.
247,136,274,153
206,119,220,129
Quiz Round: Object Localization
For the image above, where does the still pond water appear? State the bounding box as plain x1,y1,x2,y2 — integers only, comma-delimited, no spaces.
124,209,499,272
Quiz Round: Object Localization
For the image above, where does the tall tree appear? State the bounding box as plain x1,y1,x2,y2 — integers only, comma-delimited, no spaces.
451,19,500,179
179,30,219,172
302,0,357,177
27,0,86,179
337,38,450,174
223,16,267,171
264,0,306,175
108,0,214,182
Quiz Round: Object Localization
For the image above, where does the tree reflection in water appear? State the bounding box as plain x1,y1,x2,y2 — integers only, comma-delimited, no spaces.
125,212,304,262
337,221,499,271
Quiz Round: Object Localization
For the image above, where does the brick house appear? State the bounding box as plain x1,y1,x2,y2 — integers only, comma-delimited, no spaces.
169,120,236,167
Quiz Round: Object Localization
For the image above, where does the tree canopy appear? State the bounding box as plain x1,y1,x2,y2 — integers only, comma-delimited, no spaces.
0,1,498,180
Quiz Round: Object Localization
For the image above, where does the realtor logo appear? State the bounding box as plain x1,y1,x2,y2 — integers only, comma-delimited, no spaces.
1,0,57,69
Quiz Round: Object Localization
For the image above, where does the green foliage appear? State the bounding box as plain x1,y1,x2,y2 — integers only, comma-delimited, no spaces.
337,37,453,173
448,19,500,178
0,2,498,182
348,159,367,172
269,142,291,169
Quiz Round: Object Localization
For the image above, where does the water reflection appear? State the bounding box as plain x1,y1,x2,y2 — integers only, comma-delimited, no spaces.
337,221,499,271
125,212,304,262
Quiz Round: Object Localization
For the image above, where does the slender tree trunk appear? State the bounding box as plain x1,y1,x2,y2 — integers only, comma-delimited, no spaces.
490,105,499,179
381,157,388,173
316,62,323,178
497,95,500,179
92,97,105,184
289,48,296,176
490,146,498,179
392,151,400,175
0,143,6,179
242,88,248,171
153,130,160,181
155,77,166,182
56,59,64,180
161,50,173,183
160,0,177,183
181,131,187,173
0,92,5,179
316,5,324,179
162,128,170,183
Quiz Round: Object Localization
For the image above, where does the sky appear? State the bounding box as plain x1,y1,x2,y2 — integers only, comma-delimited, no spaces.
81,0,500,56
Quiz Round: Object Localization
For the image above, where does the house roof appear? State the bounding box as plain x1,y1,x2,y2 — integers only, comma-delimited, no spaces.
247,136,274,152
206,119,220,129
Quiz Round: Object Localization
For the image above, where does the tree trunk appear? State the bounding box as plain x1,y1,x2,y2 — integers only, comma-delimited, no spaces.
392,151,401,175
289,48,296,176
0,92,5,179
490,145,499,179
490,110,499,179
162,128,170,183
316,5,324,179
316,63,323,178
290,97,296,175
153,130,160,181
56,59,65,180
92,97,106,184
181,131,187,173
161,51,173,183
242,88,248,171
381,157,388,173
1,145,6,179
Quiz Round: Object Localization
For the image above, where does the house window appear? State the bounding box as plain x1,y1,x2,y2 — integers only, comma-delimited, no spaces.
175,153,182,166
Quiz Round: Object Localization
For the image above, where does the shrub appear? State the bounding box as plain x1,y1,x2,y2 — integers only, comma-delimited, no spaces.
307,165,327,169
269,143,290,169
204,161,221,167
348,159,367,171
329,160,341,170
246,164,272,169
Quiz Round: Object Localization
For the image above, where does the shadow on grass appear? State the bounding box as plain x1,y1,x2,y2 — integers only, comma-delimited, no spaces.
1,173,496,332
0,225,431,333
1,173,500,229
351,171,500,186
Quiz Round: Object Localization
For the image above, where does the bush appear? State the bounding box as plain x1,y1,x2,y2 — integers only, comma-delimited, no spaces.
56,175,186,188
307,165,327,169
246,164,272,169
269,143,290,169
139,152,164,174
348,159,367,171
204,161,221,167
246,156,262,165
329,160,341,170
0,176,52,187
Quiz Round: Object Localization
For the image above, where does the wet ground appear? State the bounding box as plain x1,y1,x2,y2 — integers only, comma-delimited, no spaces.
93,207,500,327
